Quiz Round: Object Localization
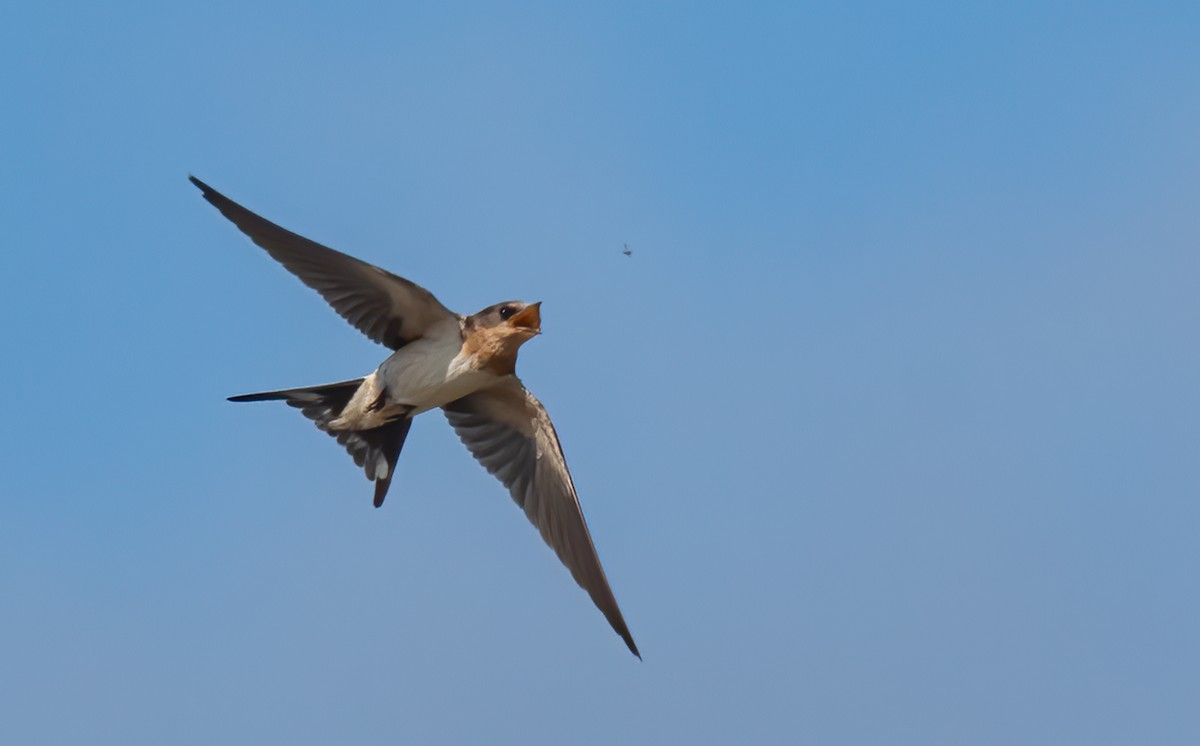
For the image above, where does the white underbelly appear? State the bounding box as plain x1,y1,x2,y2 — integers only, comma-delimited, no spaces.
376,335,491,414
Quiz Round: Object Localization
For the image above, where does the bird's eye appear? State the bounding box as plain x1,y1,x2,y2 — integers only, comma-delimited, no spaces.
499,306,515,320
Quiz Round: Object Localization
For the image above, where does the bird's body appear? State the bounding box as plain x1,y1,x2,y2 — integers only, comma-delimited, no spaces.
191,176,639,658
330,318,495,430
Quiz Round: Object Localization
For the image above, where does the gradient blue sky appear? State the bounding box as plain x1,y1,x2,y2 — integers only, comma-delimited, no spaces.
3,2,1198,744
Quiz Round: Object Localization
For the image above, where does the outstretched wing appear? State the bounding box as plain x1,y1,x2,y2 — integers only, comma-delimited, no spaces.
443,377,639,658
191,176,457,349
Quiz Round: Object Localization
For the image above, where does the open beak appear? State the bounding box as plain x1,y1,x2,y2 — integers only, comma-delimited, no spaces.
507,302,542,333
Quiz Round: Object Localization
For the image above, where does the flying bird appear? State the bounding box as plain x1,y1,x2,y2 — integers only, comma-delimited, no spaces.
190,176,639,658
622,242,632,257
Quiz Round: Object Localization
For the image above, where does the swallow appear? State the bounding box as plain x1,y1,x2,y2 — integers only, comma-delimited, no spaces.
190,176,639,658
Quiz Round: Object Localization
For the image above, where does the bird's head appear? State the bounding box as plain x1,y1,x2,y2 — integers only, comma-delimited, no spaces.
472,300,541,335
462,301,542,374
464,299,540,347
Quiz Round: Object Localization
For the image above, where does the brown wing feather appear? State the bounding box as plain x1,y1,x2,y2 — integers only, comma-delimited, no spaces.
443,378,639,658
190,176,456,349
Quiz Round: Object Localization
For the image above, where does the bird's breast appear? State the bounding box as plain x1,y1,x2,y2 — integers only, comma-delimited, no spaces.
377,333,498,414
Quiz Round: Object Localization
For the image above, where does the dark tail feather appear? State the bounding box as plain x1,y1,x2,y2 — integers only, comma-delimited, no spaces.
228,379,414,506
340,422,415,508
228,379,364,409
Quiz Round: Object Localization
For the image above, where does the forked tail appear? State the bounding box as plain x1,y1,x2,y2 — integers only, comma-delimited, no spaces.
229,379,413,507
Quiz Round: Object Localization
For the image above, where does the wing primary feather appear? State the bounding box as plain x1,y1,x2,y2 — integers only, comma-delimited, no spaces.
189,176,456,350
443,379,640,658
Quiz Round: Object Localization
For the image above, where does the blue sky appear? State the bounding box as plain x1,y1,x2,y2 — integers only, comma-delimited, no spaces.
2,1,1198,743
